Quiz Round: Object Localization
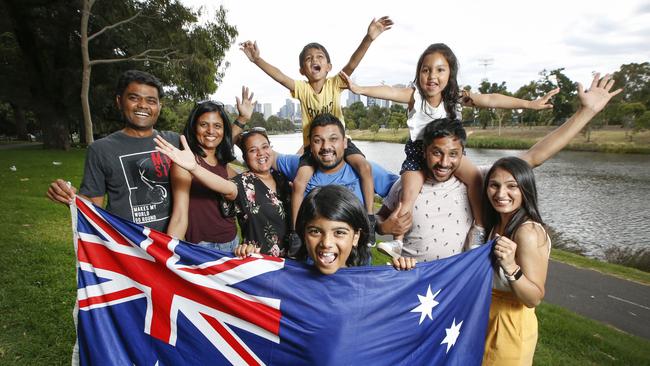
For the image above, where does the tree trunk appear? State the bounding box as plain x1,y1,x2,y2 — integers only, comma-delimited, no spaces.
80,0,94,145
10,102,28,140
39,107,71,150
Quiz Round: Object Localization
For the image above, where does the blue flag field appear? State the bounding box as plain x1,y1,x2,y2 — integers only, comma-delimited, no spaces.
70,196,493,365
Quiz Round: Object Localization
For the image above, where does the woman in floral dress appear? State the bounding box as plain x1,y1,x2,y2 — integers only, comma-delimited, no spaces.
155,128,291,257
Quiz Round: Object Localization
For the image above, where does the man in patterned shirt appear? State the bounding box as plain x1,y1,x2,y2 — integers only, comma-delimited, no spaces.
376,72,622,269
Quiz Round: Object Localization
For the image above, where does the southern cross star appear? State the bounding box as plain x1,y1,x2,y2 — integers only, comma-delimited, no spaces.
410,285,441,324
440,318,463,353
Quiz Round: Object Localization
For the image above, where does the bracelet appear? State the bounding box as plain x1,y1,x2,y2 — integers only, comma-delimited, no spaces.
233,119,246,129
504,265,523,281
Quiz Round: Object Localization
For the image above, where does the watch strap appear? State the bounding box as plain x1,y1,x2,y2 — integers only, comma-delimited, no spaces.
504,266,523,281
233,119,246,129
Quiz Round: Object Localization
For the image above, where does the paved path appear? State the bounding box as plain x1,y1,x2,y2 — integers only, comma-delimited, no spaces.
544,260,650,339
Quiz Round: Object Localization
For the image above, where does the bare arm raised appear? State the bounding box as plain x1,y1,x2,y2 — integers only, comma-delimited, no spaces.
240,41,295,92
519,73,622,167
341,16,393,76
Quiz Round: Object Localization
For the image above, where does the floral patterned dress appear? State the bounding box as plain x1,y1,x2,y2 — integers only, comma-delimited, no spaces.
229,170,291,257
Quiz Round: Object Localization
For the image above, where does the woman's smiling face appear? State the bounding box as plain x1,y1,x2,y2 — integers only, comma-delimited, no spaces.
304,215,360,275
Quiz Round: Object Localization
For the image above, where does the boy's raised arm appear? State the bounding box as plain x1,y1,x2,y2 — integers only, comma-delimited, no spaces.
240,40,295,92
341,16,393,76
519,73,622,168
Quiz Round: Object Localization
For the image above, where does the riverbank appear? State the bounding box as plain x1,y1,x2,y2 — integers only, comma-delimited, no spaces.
349,126,650,154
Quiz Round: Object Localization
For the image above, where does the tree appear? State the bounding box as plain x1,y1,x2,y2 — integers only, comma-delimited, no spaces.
343,101,366,129
248,112,265,128
367,104,388,129
620,102,646,141
387,104,406,133
1,0,237,149
2,0,81,149
79,0,237,144
612,62,650,109
541,68,577,124
0,26,33,140
636,111,650,132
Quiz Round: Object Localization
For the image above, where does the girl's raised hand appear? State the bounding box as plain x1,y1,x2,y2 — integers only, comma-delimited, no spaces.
578,73,623,114
367,16,394,40
154,135,197,172
528,88,560,110
339,71,359,93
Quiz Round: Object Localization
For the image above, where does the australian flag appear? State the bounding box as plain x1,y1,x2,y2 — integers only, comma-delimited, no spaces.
70,196,493,365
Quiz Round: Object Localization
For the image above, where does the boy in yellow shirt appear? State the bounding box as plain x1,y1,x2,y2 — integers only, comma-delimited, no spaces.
240,16,393,247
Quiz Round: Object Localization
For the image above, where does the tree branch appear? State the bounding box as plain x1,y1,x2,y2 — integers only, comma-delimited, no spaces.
88,10,142,42
89,48,182,66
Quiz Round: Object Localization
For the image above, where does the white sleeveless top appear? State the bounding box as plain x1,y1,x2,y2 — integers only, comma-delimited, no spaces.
492,221,551,292
407,91,462,141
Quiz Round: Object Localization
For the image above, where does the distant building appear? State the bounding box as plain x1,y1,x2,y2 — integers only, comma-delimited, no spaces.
263,103,272,119
225,104,237,114
346,90,361,106
278,99,295,120
367,96,379,108
254,103,263,114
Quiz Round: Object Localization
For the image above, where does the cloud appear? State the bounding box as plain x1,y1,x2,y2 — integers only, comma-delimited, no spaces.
638,2,650,13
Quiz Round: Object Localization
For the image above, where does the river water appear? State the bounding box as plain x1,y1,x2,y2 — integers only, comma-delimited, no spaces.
262,133,650,261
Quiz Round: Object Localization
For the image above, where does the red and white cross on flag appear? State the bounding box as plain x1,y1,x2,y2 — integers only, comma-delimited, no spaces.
72,197,285,365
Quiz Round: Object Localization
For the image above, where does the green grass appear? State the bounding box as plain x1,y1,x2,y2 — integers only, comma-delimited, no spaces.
0,146,82,364
535,302,650,365
1,145,649,364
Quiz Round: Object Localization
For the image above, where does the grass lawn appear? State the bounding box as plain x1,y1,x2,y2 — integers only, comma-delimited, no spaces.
1,145,649,364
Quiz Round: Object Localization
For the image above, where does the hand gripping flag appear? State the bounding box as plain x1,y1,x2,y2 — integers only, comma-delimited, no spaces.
70,196,493,365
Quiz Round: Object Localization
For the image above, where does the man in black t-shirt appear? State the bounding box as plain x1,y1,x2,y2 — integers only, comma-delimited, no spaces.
47,70,182,231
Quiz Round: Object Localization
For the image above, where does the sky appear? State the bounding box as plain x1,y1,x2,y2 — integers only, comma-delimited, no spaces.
183,0,649,114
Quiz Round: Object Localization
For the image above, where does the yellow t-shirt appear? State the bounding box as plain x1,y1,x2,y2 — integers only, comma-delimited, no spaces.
291,75,346,147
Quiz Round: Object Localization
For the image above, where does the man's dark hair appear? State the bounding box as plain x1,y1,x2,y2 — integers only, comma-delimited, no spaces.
422,118,467,149
299,42,331,66
115,70,164,99
309,113,345,138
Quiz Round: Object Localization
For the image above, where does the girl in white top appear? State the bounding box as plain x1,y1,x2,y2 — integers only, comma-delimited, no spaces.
340,43,558,256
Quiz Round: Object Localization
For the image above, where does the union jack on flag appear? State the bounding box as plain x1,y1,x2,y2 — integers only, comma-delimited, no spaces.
71,197,493,365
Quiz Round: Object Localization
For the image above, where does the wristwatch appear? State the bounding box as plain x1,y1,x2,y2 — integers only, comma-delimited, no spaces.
504,266,523,281
233,119,246,129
